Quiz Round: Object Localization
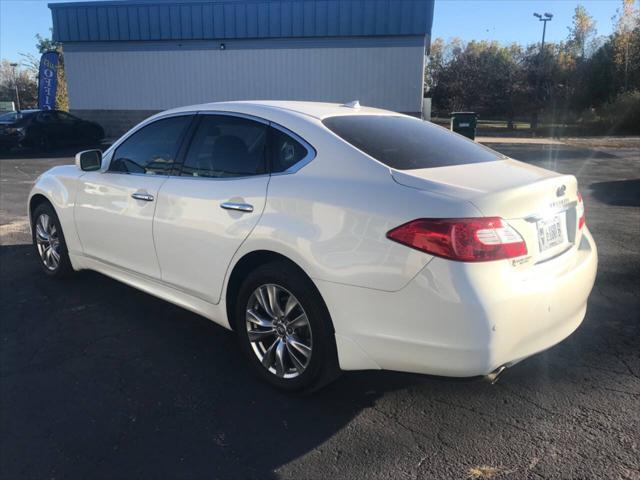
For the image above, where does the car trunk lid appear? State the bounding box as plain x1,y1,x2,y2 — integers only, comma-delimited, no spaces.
391,159,583,265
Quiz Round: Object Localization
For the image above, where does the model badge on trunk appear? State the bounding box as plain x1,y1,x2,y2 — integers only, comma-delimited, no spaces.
556,185,567,197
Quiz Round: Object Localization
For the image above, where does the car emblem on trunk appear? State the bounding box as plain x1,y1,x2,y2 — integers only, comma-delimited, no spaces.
556,185,567,197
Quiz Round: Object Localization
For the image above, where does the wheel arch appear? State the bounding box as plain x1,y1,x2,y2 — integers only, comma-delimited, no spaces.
29,193,55,224
224,249,334,334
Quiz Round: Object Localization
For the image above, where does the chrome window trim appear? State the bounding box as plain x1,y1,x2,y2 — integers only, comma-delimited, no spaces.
196,110,270,125
165,172,271,182
103,171,171,178
101,109,317,179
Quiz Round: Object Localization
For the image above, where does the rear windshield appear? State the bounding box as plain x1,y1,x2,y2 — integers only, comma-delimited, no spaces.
322,115,504,170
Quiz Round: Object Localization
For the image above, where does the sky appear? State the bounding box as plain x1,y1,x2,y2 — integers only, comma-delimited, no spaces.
0,0,624,64
431,0,620,44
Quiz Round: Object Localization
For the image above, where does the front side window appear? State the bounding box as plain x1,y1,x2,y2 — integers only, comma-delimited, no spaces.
181,115,267,178
269,127,309,173
322,115,504,170
109,116,191,175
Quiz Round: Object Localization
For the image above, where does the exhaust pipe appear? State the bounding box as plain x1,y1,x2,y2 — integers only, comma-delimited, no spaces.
485,365,507,384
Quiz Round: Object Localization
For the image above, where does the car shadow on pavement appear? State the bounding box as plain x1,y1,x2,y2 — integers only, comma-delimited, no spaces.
0,243,427,478
590,179,640,207
2,241,639,479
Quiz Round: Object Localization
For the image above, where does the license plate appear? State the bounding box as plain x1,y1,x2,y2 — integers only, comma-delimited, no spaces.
537,214,565,252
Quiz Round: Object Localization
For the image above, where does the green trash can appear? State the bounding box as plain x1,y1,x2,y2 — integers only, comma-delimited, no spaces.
450,112,478,140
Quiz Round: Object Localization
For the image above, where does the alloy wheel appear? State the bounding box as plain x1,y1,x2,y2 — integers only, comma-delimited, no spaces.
35,213,61,271
245,284,313,379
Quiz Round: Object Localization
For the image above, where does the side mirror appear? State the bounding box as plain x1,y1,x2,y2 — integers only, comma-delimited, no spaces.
75,149,102,171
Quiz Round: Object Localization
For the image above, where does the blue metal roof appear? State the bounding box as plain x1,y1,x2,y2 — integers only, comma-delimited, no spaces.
49,0,435,42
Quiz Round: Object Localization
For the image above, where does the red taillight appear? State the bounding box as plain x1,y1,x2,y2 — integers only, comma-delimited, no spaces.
577,192,586,229
386,217,527,262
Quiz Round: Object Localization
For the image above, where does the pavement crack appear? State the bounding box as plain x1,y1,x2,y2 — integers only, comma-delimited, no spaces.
498,385,562,417
612,352,640,381
431,397,530,434
414,455,428,480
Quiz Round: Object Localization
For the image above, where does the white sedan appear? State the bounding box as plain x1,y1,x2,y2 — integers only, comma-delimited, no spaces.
29,101,597,391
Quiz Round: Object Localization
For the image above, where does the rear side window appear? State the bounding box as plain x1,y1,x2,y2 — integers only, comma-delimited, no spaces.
109,116,191,175
181,115,267,178
37,112,56,124
55,111,77,123
270,127,309,173
322,115,504,170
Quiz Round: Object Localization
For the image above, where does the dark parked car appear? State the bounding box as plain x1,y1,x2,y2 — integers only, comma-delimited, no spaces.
0,109,104,152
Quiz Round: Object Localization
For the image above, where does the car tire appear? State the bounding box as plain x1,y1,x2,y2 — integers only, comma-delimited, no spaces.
31,202,73,278
235,261,340,392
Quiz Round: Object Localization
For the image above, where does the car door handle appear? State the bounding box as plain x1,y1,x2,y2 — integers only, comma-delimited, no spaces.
220,202,254,213
131,192,154,202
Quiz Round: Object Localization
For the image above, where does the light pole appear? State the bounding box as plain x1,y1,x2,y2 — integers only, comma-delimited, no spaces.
9,62,21,111
531,12,553,129
533,12,553,54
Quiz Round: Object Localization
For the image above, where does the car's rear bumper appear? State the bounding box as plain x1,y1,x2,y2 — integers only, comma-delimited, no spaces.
317,228,598,377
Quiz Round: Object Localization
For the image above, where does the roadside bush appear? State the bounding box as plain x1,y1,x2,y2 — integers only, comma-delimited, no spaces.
596,90,640,133
535,90,640,136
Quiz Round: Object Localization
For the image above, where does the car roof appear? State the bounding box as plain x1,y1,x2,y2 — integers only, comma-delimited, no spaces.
0,110,40,122
6,110,71,115
0,109,40,115
162,100,396,121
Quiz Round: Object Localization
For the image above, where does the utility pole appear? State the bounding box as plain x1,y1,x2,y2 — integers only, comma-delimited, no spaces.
9,62,21,111
532,12,553,130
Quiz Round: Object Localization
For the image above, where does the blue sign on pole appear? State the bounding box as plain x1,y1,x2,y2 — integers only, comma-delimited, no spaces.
38,51,59,110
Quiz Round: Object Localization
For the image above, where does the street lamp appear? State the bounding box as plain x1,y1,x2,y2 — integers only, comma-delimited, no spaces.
533,12,553,53
531,13,553,129
9,62,21,111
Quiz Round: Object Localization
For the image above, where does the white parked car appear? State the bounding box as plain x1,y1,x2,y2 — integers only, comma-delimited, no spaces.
29,101,597,391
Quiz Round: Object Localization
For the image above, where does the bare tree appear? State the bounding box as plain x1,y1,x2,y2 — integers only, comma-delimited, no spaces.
0,60,38,109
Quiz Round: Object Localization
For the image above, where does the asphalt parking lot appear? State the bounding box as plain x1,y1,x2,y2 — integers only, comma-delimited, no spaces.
1,141,639,479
